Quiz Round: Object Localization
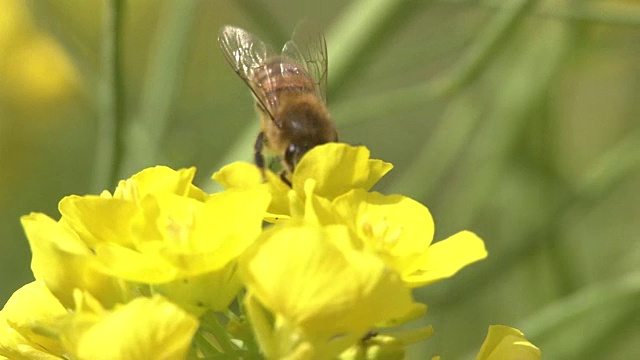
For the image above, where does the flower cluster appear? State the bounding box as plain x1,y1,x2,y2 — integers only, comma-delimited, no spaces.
0,143,540,359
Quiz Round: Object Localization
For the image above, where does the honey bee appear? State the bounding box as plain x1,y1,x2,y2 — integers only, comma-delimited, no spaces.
218,24,337,186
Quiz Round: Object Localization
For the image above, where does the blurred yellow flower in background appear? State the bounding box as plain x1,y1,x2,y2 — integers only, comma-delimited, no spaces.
0,0,82,111
0,0,86,207
0,0,36,46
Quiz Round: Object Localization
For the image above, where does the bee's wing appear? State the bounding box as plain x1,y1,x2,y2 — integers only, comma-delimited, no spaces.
281,21,328,103
218,25,278,120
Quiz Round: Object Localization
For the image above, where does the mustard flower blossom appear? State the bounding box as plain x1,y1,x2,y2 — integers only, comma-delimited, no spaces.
0,282,198,360
240,221,420,359
216,143,487,288
58,292,198,360
56,166,271,314
0,143,540,359
214,143,392,221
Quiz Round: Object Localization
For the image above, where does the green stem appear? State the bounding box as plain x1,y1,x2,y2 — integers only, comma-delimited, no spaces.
199,312,237,354
191,331,221,357
92,0,124,192
118,0,198,179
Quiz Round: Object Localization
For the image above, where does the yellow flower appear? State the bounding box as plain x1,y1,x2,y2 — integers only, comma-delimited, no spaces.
2,248,197,360
58,166,271,314
291,143,393,200
0,281,66,359
214,143,392,221
18,166,270,316
331,189,487,287
216,144,487,289
214,161,291,220
21,213,129,309
58,292,198,360
59,166,207,250
0,0,82,111
4,147,501,358
240,221,419,359
475,325,541,360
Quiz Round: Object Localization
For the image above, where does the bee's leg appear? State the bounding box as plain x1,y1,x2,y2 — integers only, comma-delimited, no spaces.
278,143,296,188
254,131,267,182
279,170,292,188
361,330,378,342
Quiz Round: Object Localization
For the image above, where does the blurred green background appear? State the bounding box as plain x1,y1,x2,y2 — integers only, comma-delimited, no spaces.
1,0,639,359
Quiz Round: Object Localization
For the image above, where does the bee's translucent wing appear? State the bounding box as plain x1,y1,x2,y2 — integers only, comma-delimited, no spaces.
281,21,328,103
218,25,278,119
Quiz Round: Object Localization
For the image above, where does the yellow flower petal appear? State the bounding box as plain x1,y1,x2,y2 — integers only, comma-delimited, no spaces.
291,178,334,224
189,188,271,264
244,294,316,360
86,186,269,316
293,143,393,200
213,161,264,189
0,315,63,360
476,325,541,360
241,222,417,358
0,281,66,358
213,161,290,219
94,242,177,283
153,262,242,315
404,231,487,287
58,195,138,248
62,296,198,360
113,166,206,201
1,33,82,109
333,189,435,272
378,303,427,328
21,213,127,308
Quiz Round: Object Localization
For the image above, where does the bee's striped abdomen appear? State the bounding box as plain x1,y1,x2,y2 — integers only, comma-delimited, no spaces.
256,58,317,109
